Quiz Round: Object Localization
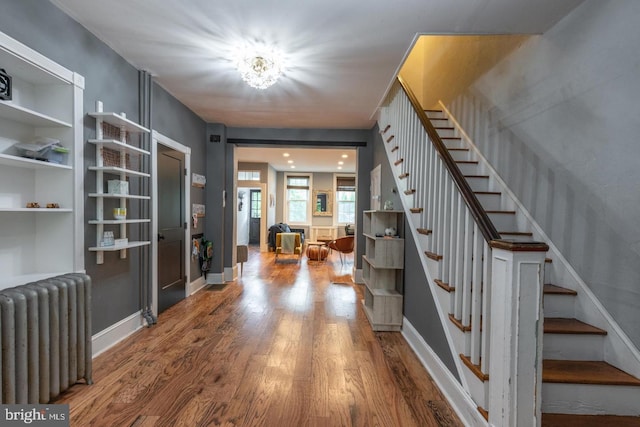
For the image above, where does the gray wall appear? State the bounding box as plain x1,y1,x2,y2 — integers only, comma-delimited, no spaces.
0,0,206,332
152,83,207,282
444,1,640,347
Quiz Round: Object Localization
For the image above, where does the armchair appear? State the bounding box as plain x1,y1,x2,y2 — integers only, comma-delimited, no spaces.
275,232,303,262
328,235,355,265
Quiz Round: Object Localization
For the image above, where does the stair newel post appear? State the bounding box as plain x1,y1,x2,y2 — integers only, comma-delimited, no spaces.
487,240,549,427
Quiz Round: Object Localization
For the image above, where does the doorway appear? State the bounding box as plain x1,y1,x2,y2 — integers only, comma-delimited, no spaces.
152,131,191,317
249,189,261,244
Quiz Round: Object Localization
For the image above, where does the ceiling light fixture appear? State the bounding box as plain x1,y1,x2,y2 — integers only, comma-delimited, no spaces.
235,45,284,90
283,152,290,157
338,161,344,165
341,154,348,158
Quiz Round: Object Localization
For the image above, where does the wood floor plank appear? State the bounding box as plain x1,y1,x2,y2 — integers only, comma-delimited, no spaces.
55,247,462,426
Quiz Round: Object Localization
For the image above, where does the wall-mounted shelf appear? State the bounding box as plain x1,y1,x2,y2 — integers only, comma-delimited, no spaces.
88,241,150,252
89,193,150,200
88,100,151,264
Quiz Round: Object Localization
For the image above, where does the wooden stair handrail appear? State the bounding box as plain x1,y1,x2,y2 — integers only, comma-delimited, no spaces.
396,76,501,243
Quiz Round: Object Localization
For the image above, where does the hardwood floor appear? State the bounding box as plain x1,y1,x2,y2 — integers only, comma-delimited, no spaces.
56,246,462,426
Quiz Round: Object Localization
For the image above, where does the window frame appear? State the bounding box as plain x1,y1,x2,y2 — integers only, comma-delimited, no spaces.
334,174,356,225
284,173,312,225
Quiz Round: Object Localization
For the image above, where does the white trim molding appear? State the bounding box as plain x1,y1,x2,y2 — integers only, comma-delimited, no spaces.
188,275,206,295
92,311,144,357
402,318,488,427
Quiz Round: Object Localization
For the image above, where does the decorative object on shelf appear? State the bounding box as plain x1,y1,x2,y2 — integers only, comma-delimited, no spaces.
234,45,284,89
46,203,60,208
384,226,396,236
192,173,206,188
14,137,68,164
313,189,333,217
113,207,127,220
101,231,114,247
0,68,11,100
192,203,205,218
238,191,245,211
383,200,394,210
26,202,40,208
107,179,129,195
101,147,133,169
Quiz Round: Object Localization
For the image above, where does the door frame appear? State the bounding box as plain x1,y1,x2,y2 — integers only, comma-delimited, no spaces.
151,130,191,317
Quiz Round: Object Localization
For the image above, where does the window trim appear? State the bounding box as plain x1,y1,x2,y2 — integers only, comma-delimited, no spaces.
284,173,312,225
333,173,356,225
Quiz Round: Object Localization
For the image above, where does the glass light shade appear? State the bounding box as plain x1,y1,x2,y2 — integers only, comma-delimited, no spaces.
235,50,283,89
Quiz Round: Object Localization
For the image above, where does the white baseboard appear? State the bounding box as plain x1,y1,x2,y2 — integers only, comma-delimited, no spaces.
353,268,364,284
224,265,238,282
188,275,206,295
206,272,225,285
402,318,488,427
92,311,144,358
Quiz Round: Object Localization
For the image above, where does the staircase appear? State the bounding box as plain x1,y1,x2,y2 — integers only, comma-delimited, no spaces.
378,77,640,426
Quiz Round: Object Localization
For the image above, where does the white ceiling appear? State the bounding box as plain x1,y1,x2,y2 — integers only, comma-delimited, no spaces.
49,0,582,171
237,147,356,173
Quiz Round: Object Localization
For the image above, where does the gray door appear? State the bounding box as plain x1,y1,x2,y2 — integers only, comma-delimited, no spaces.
249,189,261,244
157,146,185,314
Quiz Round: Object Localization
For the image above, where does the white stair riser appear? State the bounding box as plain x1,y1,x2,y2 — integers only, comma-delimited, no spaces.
443,139,466,149
543,294,576,317
434,284,454,313
455,162,480,175
434,127,456,138
474,193,503,211
543,334,605,360
448,149,473,162
426,111,446,119
487,212,517,231
542,383,640,416
461,366,489,411
465,177,490,192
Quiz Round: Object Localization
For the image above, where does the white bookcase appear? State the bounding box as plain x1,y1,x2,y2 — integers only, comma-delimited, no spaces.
87,101,151,264
361,210,404,331
0,30,84,289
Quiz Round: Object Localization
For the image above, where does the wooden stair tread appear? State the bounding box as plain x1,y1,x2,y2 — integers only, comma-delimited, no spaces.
424,251,443,261
398,172,409,179
543,360,640,386
544,318,607,335
499,231,533,236
434,279,454,292
486,210,516,214
416,228,432,235
542,413,640,427
465,175,489,179
544,284,577,295
455,160,478,164
474,191,501,195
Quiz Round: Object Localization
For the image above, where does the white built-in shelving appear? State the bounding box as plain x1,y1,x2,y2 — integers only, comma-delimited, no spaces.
87,101,151,264
0,29,84,290
361,210,405,331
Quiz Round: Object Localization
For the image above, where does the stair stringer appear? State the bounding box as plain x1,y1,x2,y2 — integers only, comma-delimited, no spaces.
438,100,640,380
378,119,491,416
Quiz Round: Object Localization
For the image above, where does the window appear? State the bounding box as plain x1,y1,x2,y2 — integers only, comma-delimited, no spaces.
250,190,261,219
238,170,260,181
336,176,356,224
286,175,310,223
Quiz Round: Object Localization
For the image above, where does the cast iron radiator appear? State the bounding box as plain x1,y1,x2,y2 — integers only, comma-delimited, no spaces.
0,273,93,403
